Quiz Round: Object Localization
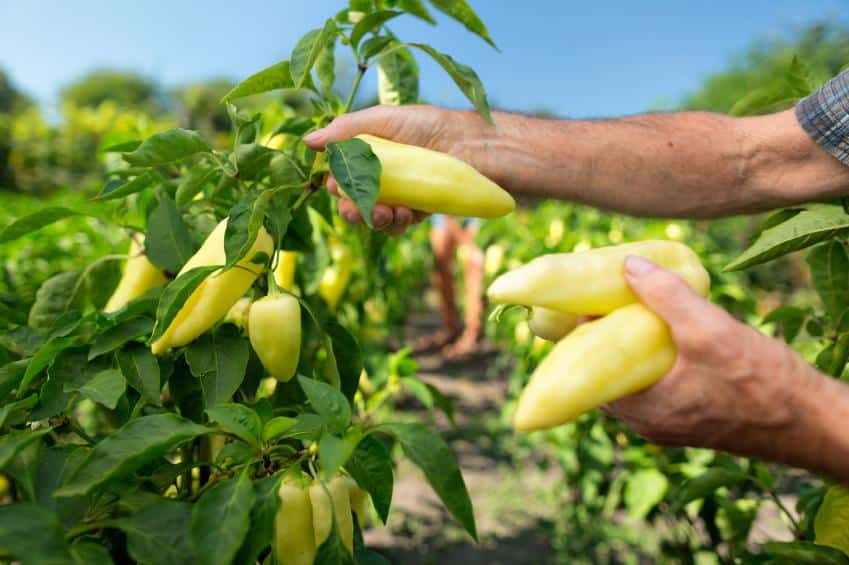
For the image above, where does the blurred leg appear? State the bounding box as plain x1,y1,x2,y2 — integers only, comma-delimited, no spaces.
415,216,461,352
445,220,484,358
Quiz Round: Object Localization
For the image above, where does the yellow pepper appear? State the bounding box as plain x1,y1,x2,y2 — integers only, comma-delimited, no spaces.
318,241,353,313
527,307,579,342
309,476,354,553
273,250,298,292
487,240,710,315
274,473,316,565
224,297,252,332
514,304,676,431
104,235,167,313
248,292,301,382
351,134,515,218
343,476,371,528
150,219,273,355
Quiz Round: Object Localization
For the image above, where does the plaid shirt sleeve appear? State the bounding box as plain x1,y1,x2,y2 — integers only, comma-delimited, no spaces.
795,69,849,167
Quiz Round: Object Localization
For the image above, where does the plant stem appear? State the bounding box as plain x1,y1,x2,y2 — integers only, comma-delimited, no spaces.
343,65,367,114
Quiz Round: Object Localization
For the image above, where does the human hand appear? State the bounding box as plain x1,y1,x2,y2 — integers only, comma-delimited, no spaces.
606,256,822,459
303,104,484,234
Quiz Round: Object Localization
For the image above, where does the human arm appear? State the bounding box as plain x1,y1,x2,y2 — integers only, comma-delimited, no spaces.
608,256,849,483
304,102,849,226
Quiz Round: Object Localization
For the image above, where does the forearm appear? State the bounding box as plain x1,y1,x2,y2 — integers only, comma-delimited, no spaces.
458,108,849,219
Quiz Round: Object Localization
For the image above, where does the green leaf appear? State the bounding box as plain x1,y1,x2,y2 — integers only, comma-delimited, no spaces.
319,429,363,480
27,271,84,331
234,475,283,564
94,171,158,201
18,337,76,395
380,422,477,540
786,55,815,96
298,375,351,434
102,139,141,153
346,434,393,524
116,343,162,405
273,116,315,138
224,193,271,268
325,320,363,403
816,333,849,377
150,266,218,343
0,428,49,470
624,468,669,519
815,485,849,556
57,413,209,497
399,0,435,23
145,195,195,273
314,518,355,565
222,61,295,102
808,241,849,324
115,500,197,565
185,325,250,408
176,164,217,208
0,325,43,356
408,43,491,121
326,138,381,228
0,503,72,565
0,360,28,401
0,395,37,429
190,471,255,565
762,541,849,565
726,204,849,271
360,36,394,61
123,128,211,166
427,0,497,48
290,20,337,88
377,46,419,105
77,368,126,410
206,404,263,448
261,416,298,443
763,305,809,343
316,38,336,95
233,143,273,180
350,10,402,48
671,467,746,510
88,317,154,360
0,206,80,244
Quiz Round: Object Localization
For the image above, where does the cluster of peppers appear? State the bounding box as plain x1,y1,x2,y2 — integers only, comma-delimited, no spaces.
488,240,711,431
275,473,370,565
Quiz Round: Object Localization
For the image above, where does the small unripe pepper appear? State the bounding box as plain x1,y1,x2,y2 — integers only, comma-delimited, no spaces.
528,307,579,342
151,219,273,355
248,292,301,382
309,476,354,553
274,472,316,565
318,241,353,313
346,134,515,218
104,235,167,313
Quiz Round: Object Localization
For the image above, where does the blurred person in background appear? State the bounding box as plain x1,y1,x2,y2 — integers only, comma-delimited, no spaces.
416,215,485,359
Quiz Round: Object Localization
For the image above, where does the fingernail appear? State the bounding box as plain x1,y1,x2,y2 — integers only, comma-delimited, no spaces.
624,255,656,277
303,130,323,144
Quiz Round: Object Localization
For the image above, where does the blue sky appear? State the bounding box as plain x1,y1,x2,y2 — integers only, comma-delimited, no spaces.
1,0,847,118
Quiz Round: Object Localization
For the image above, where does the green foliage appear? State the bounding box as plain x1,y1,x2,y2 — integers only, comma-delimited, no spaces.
61,69,160,111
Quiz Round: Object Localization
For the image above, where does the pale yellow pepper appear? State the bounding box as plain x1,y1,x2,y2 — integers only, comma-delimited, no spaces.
273,250,298,292
151,219,273,355
351,134,515,218
274,473,316,565
248,293,301,382
104,235,167,313
514,304,676,432
488,240,710,315
309,476,354,553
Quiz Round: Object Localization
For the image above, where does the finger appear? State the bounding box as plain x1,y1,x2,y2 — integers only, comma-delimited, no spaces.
303,107,392,150
371,205,394,229
412,211,430,224
385,207,413,236
338,199,363,224
624,256,716,328
326,176,340,196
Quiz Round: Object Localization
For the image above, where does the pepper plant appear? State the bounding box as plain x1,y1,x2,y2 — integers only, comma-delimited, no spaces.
0,1,498,563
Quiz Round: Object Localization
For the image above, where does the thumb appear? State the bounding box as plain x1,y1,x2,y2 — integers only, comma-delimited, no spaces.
624,255,710,328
